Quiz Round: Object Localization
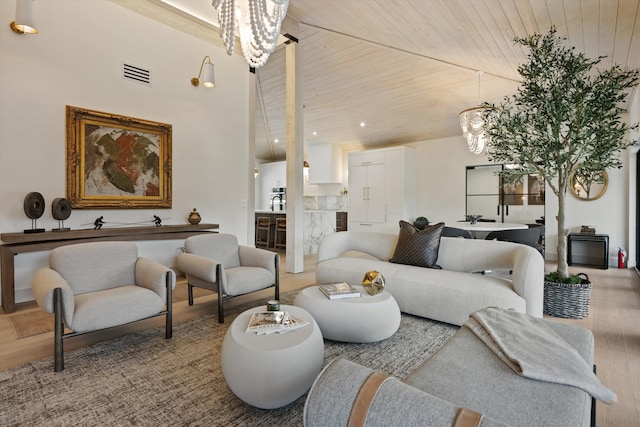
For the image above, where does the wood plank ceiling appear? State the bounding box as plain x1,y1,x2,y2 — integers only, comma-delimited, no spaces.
256,0,640,161
157,0,640,162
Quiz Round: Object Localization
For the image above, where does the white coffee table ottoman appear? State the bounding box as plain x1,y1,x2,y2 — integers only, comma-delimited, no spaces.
294,285,401,343
221,304,324,409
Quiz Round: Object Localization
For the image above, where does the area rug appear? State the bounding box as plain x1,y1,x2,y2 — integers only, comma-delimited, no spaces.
7,281,211,339
0,290,459,426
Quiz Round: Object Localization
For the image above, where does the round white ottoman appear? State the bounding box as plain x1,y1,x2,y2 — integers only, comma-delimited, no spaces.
294,285,401,343
221,304,324,409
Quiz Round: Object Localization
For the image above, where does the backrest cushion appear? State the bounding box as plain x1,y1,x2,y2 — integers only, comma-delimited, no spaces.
389,221,445,268
49,241,138,294
184,233,241,268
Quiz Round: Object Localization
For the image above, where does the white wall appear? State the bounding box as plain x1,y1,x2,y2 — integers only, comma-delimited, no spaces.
0,0,251,303
411,136,490,223
411,130,634,267
544,156,628,266
626,87,640,267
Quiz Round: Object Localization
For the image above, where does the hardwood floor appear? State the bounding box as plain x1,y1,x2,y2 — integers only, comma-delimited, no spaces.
1,255,638,426
0,251,317,371
545,263,640,426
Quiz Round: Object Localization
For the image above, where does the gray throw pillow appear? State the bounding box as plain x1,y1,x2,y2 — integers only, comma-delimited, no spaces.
389,221,445,268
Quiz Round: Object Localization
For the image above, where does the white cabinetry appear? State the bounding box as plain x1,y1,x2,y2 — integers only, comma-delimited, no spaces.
256,161,286,211
348,147,416,233
308,144,342,184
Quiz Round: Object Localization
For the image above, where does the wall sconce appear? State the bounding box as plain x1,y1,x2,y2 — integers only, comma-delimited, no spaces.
10,0,38,34
190,56,215,88
303,160,309,182
254,168,259,178
303,161,310,169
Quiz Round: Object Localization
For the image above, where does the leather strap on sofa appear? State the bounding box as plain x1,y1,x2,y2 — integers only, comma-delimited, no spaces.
347,371,389,426
454,408,484,427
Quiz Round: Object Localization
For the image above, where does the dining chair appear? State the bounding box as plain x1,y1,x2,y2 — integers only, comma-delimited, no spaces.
442,227,473,239
527,223,546,247
485,228,544,255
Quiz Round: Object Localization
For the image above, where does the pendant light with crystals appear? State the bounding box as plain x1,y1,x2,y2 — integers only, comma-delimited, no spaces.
459,71,489,154
212,0,290,69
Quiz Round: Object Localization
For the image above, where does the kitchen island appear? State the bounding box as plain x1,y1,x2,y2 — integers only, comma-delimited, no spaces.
255,211,345,254
303,210,336,254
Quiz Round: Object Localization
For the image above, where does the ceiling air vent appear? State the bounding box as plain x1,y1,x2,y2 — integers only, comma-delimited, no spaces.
122,63,151,87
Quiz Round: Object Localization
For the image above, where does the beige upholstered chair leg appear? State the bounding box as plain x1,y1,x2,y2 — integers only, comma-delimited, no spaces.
217,264,225,323
187,284,194,305
54,288,64,372
165,271,173,339
274,255,280,300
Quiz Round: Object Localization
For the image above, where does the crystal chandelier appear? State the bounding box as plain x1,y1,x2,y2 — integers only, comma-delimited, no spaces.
459,107,488,154
212,0,290,69
459,71,488,154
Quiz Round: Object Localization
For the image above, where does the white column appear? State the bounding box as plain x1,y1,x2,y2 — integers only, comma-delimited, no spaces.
285,38,304,273
247,69,257,246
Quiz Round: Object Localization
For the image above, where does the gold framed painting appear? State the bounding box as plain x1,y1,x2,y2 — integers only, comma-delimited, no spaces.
66,106,172,209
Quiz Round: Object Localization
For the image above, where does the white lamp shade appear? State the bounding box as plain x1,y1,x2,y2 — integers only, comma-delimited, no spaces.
201,62,215,88
14,0,38,34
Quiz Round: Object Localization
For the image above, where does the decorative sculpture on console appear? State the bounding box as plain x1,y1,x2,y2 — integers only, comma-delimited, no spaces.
93,216,105,230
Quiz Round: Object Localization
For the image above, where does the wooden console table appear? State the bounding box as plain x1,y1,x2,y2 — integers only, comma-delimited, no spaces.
1,223,219,313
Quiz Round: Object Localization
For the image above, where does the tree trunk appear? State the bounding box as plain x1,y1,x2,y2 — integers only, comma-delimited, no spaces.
556,188,569,279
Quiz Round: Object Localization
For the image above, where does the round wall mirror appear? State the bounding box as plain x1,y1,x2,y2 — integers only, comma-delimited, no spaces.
569,166,608,201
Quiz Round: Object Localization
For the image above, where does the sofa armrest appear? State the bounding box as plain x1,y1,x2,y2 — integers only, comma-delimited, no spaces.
135,257,176,300
304,358,507,427
511,246,545,318
31,268,75,320
238,246,278,276
437,238,544,318
175,252,219,283
317,231,397,263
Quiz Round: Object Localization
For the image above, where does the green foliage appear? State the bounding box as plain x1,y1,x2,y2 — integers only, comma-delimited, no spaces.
486,27,638,194
484,27,639,279
544,271,585,285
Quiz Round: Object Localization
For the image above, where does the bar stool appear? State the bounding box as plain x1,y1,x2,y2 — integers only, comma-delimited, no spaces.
256,217,271,248
274,218,286,250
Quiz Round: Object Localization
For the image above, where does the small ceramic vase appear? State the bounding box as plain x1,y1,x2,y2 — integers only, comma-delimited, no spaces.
188,208,201,225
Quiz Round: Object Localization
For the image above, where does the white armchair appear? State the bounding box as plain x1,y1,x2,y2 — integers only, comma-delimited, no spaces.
176,233,279,323
31,241,176,372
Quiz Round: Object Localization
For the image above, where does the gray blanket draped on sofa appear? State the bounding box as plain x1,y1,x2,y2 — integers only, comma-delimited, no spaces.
463,307,616,403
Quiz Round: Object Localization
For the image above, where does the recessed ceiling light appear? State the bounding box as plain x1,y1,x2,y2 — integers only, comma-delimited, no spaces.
360,122,366,127
274,138,279,143
312,131,317,136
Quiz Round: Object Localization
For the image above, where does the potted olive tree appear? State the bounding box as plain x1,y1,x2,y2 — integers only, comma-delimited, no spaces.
485,27,639,318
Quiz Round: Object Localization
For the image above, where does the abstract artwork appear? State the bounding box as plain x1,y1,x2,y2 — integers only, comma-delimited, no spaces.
66,106,172,208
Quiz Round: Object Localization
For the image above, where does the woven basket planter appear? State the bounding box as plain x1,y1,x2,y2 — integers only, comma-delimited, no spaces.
543,273,591,319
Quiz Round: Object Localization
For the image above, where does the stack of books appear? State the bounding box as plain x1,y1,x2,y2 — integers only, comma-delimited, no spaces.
580,225,596,234
318,282,361,300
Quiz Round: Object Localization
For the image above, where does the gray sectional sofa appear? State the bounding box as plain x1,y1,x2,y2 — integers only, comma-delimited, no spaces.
309,231,599,426
305,319,596,427
315,231,545,326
